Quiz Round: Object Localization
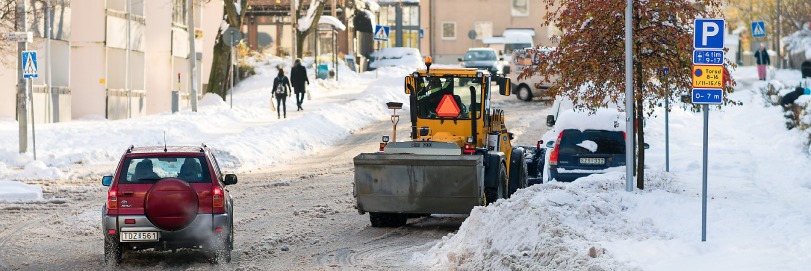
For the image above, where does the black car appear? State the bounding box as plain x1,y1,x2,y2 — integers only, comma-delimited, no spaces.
548,129,626,182
458,48,503,75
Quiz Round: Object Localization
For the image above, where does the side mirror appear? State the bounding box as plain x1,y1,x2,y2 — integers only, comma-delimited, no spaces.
499,57,504,61
546,141,555,148
644,143,650,150
404,76,415,94
102,175,113,186
498,77,511,96
508,132,515,140
457,58,463,62
224,174,238,185
546,115,555,127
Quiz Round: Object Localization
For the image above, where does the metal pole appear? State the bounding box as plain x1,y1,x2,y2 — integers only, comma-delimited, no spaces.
188,0,198,112
624,0,634,192
702,104,709,242
665,95,670,172
29,78,36,160
230,33,234,109
776,0,781,69
17,0,28,154
126,0,131,118
46,0,51,123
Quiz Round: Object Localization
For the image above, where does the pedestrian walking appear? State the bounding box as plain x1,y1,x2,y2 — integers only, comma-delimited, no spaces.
290,58,310,111
272,68,291,119
754,43,770,81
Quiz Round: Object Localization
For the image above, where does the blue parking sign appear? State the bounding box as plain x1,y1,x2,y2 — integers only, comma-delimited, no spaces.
694,19,725,50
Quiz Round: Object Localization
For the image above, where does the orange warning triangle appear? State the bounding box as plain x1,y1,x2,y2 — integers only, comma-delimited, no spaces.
436,94,460,118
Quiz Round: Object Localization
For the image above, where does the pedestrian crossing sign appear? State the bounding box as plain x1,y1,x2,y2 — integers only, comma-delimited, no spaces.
751,21,766,38
374,25,390,41
22,51,38,79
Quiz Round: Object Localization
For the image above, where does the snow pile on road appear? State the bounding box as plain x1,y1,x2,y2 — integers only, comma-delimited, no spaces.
413,172,675,270
0,181,43,202
415,66,811,270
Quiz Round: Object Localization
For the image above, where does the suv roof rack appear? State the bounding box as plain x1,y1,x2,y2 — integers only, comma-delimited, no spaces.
126,145,134,153
200,143,207,152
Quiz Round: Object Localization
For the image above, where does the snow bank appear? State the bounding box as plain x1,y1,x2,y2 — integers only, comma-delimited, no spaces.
0,181,43,202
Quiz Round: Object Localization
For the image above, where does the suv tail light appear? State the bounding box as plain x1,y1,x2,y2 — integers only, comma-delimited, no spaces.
213,185,224,210
549,131,564,166
107,187,118,209
462,143,476,154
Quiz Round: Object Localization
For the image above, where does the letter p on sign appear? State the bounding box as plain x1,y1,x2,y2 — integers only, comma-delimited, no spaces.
694,19,725,50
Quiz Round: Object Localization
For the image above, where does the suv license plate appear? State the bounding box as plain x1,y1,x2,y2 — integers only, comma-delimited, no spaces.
579,158,605,165
121,232,159,242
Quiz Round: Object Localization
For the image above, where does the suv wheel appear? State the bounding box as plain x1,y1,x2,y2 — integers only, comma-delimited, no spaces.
104,235,122,265
518,85,533,101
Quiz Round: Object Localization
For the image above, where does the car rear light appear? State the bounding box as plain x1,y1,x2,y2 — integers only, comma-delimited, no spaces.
107,187,118,209
108,229,116,235
215,227,223,233
125,219,135,224
549,131,564,165
379,142,387,152
463,143,476,154
622,131,626,140
213,186,224,208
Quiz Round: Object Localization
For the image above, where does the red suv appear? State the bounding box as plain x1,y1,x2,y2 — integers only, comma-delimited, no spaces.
101,145,237,264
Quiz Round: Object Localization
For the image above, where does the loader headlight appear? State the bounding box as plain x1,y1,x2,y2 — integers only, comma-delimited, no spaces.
382,135,390,143
466,137,474,143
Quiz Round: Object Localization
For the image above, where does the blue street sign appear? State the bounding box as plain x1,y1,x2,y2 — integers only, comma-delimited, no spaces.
691,88,723,104
693,50,725,65
694,19,725,50
22,51,38,79
374,25,390,41
751,21,766,38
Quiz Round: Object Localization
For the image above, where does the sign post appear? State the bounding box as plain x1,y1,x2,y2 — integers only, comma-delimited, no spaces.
692,18,725,242
22,50,38,160
373,25,390,79
751,21,766,38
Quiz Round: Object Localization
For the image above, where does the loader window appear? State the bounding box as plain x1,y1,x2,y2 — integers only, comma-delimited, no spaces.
416,77,482,119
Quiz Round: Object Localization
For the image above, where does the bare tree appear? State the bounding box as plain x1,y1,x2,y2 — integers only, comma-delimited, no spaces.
295,0,326,59
205,0,247,100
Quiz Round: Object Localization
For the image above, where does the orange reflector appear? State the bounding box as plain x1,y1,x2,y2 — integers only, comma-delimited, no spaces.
436,94,460,118
108,229,116,235
379,143,387,152
424,56,433,65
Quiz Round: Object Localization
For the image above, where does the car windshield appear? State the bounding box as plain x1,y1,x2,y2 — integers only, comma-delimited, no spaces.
558,129,625,155
464,50,497,61
415,76,483,119
119,156,210,184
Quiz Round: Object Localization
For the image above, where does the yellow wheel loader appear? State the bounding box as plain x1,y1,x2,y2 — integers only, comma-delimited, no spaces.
353,57,529,227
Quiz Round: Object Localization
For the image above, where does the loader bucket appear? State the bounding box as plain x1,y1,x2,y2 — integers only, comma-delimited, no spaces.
353,153,484,215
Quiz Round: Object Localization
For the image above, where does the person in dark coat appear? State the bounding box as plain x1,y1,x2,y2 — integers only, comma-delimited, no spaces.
290,58,310,111
272,68,291,119
754,44,770,80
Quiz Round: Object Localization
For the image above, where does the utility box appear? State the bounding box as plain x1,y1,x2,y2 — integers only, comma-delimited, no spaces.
171,90,179,113
317,64,329,79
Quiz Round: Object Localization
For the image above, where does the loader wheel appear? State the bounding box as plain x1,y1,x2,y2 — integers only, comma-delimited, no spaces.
485,164,507,205
369,212,407,227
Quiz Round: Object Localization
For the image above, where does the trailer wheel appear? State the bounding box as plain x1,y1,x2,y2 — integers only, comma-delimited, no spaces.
369,212,407,227
485,164,507,205
508,149,529,197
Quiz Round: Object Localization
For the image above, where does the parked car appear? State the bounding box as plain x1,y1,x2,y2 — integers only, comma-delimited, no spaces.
459,48,503,75
545,109,627,182
510,47,559,102
368,47,424,71
101,145,237,264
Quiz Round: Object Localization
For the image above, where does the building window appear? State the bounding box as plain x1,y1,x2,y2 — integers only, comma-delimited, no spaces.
441,22,456,40
511,0,529,17
474,21,493,40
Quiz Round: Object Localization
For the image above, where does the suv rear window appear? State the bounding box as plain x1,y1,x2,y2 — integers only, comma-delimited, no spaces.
558,129,625,155
119,157,211,184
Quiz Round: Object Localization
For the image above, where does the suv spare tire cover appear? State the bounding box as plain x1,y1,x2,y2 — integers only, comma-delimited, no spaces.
145,178,199,231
